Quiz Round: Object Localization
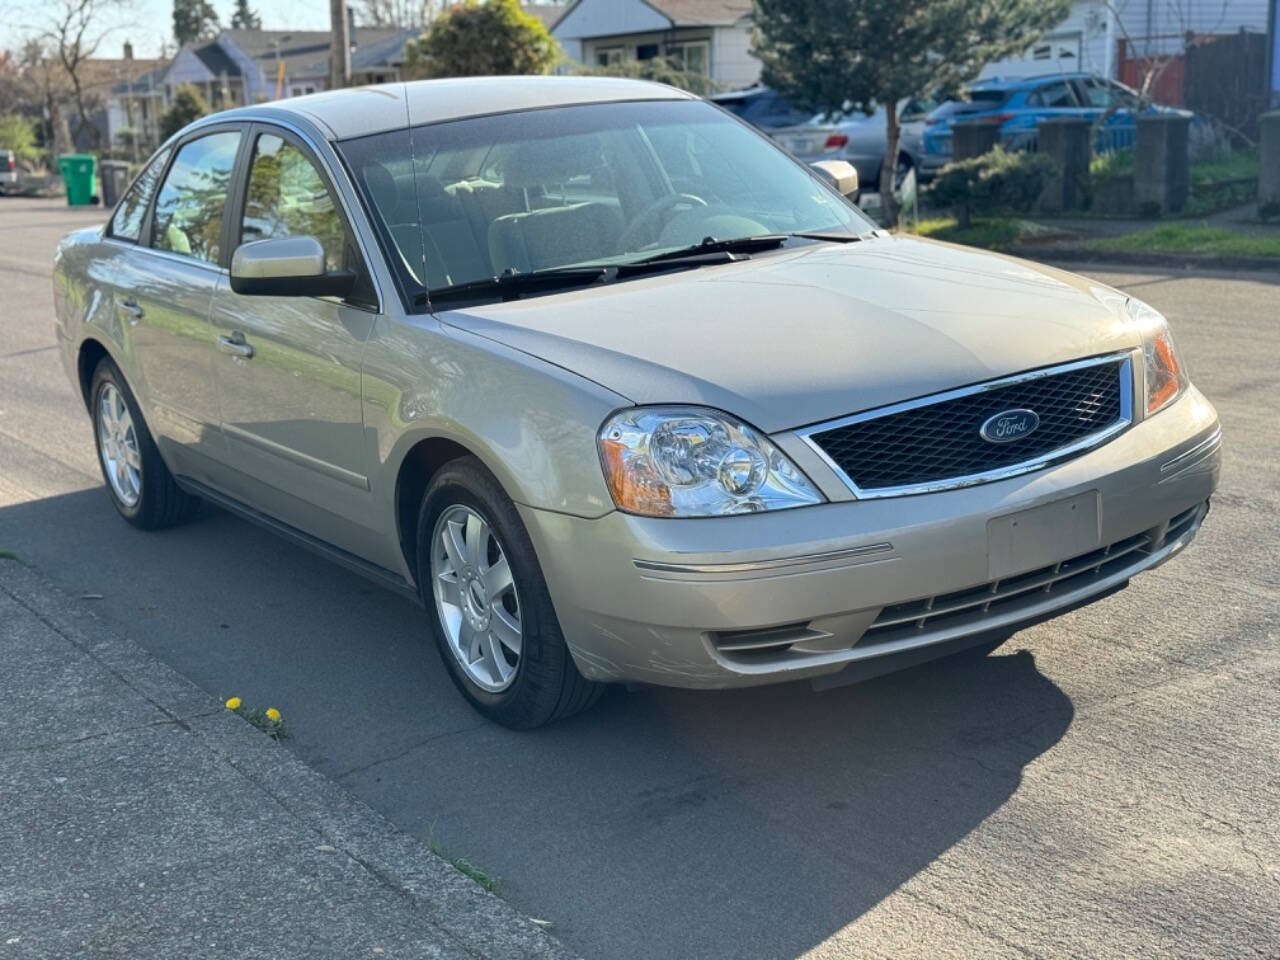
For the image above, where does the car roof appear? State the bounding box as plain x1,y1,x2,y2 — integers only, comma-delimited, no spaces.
969,71,1098,92
208,75,696,141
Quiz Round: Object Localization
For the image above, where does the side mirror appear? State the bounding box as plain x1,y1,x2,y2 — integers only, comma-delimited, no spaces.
230,236,356,298
810,159,859,199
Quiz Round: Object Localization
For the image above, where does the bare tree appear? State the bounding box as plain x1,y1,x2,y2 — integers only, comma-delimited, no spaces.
32,0,134,148
355,0,463,29
356,0,425,29
18,39,75,162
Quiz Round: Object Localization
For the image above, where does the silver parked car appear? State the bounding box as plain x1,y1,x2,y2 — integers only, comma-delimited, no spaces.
54,77,1220,727
770,98,936,191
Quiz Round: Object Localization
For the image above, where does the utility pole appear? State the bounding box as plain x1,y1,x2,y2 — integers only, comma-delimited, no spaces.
329,0,352,91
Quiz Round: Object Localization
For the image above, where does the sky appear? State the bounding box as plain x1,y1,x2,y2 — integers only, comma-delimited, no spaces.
3,0,335,60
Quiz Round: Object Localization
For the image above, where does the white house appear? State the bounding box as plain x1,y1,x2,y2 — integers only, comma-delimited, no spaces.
551,0,759,90
981,0,1272,80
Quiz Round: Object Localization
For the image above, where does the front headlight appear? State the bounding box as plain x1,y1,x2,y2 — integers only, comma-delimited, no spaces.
598,406,825,517
1127,298,1189,416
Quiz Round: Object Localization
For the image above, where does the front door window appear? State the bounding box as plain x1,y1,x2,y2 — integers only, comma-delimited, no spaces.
241,132,348,272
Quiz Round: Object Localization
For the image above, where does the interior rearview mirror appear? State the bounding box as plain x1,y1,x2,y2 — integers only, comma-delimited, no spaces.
230,236,356,298
810,159,859,199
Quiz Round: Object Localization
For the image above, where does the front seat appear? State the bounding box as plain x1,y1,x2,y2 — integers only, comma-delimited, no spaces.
486,139,623,276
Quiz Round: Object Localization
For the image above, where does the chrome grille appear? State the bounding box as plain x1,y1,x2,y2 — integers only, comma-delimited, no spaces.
802,354,1132,497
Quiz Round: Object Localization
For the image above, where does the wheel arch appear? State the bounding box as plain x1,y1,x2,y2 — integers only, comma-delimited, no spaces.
77,337,113,410
392,434,486,583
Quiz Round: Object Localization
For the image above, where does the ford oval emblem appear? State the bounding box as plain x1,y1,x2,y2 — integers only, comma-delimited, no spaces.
980,408,1040,443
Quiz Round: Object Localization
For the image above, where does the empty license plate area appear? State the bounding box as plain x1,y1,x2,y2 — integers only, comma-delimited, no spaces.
987,491,1101,580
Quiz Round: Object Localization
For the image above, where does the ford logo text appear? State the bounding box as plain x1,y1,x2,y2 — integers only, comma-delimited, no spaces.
979,409,1040,443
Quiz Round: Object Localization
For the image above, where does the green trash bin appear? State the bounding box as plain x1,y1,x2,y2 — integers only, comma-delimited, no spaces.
57,154,98,206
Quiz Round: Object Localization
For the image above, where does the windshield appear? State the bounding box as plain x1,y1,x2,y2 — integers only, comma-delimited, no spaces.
337,98,873,307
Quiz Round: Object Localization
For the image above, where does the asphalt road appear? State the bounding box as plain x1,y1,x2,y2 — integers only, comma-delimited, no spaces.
2,196,1277,959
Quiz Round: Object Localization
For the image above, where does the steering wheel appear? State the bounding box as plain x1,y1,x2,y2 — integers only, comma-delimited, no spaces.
616,192,708,251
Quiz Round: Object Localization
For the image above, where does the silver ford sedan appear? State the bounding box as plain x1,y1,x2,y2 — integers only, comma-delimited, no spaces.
53,77,1221,727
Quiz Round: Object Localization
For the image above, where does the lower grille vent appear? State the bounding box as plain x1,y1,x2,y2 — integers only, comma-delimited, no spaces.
860,502,1206,649
711,622,823,656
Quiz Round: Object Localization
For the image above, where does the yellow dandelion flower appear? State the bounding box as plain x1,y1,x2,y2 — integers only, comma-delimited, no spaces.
225,697,242,710
265,707,282,723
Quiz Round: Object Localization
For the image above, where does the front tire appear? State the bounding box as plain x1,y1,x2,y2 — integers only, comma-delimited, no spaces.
416,458,603,728
90,357,200,529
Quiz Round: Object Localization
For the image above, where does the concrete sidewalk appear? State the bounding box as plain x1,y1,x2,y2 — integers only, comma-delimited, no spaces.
0,559,576,960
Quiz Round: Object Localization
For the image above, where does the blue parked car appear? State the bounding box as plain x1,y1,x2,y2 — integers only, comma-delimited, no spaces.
920,72,1191,177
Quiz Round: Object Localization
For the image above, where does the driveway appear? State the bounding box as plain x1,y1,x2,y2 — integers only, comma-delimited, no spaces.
2,197,1277,959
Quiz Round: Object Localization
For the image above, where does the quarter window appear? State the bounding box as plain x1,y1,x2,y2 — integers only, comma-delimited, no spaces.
108,147,171,242
150,131,241,263
240,132,346,272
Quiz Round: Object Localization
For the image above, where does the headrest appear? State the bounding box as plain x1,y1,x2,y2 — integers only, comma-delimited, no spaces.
501,137,593,189
362,162,400,217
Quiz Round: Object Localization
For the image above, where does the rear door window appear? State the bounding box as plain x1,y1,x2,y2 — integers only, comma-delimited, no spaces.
107,147,171,242
149,131,241,264
1028,81,1078,108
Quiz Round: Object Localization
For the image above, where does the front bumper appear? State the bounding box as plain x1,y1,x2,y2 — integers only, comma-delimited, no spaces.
520,388,1221,688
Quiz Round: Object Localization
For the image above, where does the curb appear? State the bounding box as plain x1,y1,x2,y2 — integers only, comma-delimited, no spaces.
1010,244,1280,273
0,559,578,960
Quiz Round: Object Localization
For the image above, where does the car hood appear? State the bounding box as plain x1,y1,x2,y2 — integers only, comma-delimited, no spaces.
439,236,1137,434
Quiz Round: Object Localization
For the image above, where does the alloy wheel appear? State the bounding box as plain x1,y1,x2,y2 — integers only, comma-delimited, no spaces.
430,504,523,693
97,382,142,507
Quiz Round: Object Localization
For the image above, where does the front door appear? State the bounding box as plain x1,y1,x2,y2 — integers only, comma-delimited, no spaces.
209,124,379,548
118,126,243,476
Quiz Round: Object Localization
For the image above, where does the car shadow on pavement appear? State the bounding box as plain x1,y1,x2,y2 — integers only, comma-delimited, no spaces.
0,487,1074,960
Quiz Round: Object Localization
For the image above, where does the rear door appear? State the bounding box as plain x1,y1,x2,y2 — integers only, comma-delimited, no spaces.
208,122,381,550
114,124,244,476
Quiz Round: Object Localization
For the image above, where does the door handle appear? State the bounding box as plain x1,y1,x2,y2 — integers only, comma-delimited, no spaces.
116,297,144,322
216,333,255,359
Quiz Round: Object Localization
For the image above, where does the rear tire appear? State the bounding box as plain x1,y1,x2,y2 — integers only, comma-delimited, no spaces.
416,457,603,728
90,357,200,530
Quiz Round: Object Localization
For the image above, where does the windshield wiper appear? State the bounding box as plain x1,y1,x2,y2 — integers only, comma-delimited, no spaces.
425,266,611,304
631,234,789,265
424,249,764,306
789,230,866,243
424,236,795,306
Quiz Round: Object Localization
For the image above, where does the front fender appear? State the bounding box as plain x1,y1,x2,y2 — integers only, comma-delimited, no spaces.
362,312,627,526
